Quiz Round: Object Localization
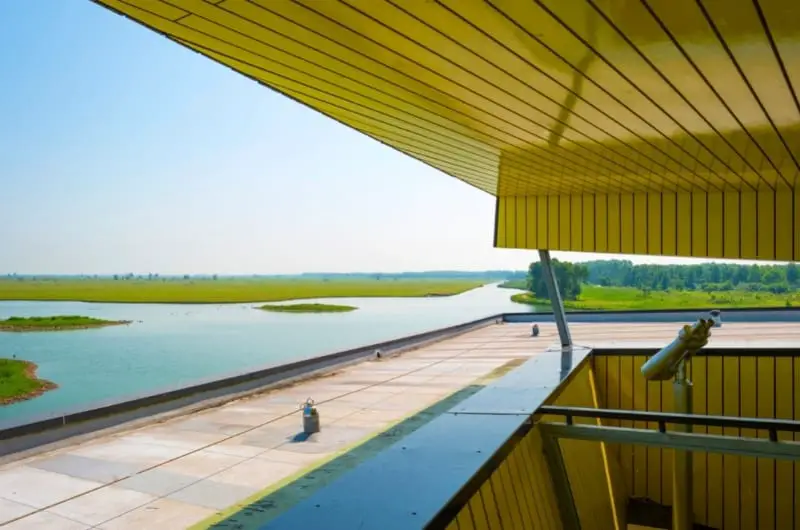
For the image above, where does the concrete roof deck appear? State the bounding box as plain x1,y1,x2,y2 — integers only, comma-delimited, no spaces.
0,321,798,529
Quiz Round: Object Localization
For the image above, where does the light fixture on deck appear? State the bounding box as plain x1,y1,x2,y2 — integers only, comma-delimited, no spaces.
302,398,320,434
641,318,714,530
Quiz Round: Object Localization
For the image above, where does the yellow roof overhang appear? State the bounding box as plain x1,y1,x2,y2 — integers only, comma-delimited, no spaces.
93,0,800,261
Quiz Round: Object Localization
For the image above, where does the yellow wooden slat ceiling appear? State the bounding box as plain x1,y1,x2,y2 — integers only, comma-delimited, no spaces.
93,0,800,260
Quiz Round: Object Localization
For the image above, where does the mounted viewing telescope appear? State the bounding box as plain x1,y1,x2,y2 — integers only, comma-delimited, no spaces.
641,318,714,530
641,318,714,381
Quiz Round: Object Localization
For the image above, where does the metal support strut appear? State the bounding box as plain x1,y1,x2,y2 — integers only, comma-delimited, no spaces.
672,360,693,530
538,250,572,380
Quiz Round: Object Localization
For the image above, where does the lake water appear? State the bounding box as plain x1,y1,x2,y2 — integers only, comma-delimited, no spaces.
0,284,536,424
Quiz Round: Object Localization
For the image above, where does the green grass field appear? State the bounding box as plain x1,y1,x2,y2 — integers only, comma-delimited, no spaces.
0,279,484,304
258,303,357,313
0,315,129,332
511,284,800,310
0,359,56,405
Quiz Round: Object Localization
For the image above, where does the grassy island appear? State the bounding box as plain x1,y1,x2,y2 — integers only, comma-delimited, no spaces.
0,359,57,405
0,315,131,332
0,278,483,304
258,303,357,313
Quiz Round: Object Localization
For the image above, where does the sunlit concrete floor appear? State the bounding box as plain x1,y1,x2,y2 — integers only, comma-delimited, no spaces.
0,321,796,529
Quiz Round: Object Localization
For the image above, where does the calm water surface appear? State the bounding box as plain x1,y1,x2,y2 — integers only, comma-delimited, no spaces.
0,284,536,423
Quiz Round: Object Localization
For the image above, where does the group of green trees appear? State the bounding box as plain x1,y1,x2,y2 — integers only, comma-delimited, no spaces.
526,260,589,300
587,260,800,294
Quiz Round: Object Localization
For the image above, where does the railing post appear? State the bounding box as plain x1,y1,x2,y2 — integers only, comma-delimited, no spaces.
538,250,572,379
672,359,693,530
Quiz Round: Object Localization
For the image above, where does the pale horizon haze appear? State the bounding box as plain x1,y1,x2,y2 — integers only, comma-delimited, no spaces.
0,3,776,275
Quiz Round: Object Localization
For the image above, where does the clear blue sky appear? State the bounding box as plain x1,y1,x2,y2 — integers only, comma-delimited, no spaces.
0,2,745,275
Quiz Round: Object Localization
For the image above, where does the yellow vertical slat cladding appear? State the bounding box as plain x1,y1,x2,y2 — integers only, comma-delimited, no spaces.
758,191,776,260
445,518,458,530
741,192,758,259
692,192,708,258
795,357,800,530
479,480,502,530
705,356,723,529
515,197,526,251
505,448,533,528
468,493,489,530
722,356,741,530
582,194,595,252
757,356,776,530
776,191,793,261
549,196,560,251
724,191,740,259
634,194,648,255
571,195,583,252
489,472,513,529
497,463,523,529
560,195,571,250
538,195,549,249
607,194,621,253
646,362,662,503
631,355,648,498
740,357,758,530
648,193,662,256
660,377,674,507
775,357,794,529
456,506,474,530
496,198,507,248
595,194,608,253
662,192,677,256
620,194,634,254
618,355,634,493
505,197,517,249
605,355,621,428
796,188,800,261
691,357,708,525
677,192,692,257
707,192,723,258
526,197,538,249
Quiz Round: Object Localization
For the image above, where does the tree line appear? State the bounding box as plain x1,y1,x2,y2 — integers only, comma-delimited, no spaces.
587,260,799,294
523,259,800,301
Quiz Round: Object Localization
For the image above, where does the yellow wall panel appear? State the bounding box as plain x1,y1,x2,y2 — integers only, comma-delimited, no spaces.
582,194,595,252
776,191,793,261
571,195,583,252
526,196,538,249
595,194,607,253
796,189,800,262
724,191,740,259
608,194,621,253
707,192,723,258
758,191,776,260
505,196,516,248
494,189,795,262
662,192,676,256
648,193,661,256
620,194,634,254
692,192,708,258
560,195,571,250
634,193,648,255
495,197,507,248
549,196,560,251
538,195,549,249
598,352,800,530
515,196,526,251
741,192,758,259
677,193,692,257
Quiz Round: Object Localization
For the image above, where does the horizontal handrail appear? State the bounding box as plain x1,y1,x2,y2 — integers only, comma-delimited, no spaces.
538,405,800,440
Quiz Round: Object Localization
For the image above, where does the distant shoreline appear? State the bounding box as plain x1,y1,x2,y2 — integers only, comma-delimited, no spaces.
258,303,357,313
0,278,485,305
